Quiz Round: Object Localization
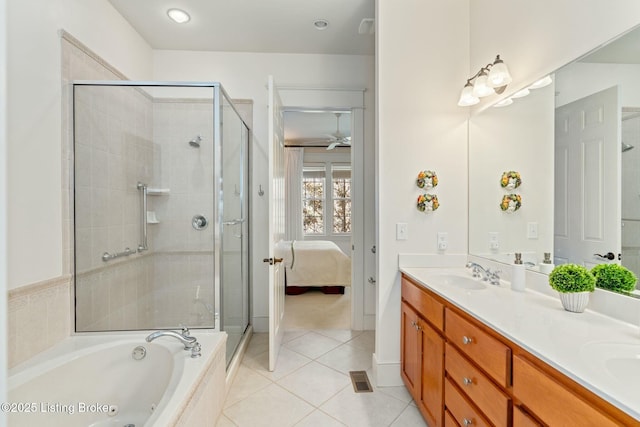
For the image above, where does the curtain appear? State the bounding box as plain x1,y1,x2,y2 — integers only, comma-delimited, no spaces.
285,147,304,241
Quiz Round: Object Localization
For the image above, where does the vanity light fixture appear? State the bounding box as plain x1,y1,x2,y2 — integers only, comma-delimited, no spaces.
458,55,512,107
167,8,190,24
528,75,552,90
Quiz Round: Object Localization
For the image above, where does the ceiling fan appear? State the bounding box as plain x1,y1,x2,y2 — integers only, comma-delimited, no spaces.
325,112,352,150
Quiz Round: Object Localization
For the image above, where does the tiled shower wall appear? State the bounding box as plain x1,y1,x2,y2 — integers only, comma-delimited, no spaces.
150,100,215,328
74,83,156,331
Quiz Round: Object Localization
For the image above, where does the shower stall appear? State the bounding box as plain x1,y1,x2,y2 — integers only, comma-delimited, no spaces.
72,81,250,365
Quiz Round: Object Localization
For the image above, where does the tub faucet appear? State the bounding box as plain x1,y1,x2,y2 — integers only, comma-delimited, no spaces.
465,262,501,286
146,330,202,358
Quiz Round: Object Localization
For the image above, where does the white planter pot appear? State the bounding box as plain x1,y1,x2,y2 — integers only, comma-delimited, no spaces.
558,291,590,313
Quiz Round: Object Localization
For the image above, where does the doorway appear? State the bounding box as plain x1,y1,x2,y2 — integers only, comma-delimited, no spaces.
282,109,358,330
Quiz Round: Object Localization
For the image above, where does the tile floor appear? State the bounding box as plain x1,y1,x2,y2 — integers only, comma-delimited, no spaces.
216,290,428,427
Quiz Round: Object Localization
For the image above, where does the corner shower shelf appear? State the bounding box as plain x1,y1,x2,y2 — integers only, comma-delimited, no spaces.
147,188,170,196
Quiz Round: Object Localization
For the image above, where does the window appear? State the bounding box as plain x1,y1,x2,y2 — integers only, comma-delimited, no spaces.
302,164,351,235
332,166,351,233
302,166,325,234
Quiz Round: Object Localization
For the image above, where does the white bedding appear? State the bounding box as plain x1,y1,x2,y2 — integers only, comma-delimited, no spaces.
284,240,351,287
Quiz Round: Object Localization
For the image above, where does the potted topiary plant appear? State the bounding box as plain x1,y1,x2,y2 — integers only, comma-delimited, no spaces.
548,264,596,313
591,264,638,294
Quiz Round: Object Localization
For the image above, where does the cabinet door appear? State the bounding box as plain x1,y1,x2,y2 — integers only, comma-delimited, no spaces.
401,301,420,399
418,318,444,427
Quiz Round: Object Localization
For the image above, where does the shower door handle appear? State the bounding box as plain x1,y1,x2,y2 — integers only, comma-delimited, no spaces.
262,257,283,265
223,218,245,226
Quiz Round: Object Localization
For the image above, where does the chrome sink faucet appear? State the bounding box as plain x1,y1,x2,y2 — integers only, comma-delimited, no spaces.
146,328,202,358
465,262,501,286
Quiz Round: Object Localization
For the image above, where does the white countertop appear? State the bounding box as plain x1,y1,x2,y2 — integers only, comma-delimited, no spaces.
400,267,640,421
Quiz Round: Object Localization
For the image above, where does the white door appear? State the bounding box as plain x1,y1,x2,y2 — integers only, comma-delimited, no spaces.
554,86,620,268
267,76,286,371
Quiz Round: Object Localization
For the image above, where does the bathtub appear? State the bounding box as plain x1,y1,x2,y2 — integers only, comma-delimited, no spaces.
7,332,226,427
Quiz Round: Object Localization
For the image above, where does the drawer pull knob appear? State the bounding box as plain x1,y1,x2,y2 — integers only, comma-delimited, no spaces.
462,336,473,345
463,418,473,426
463,377,473,386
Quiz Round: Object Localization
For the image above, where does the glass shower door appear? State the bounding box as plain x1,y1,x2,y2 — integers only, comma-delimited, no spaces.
220,95,250,364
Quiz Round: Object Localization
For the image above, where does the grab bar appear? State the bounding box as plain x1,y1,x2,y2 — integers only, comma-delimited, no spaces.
102,247,134,262
137,182,148,252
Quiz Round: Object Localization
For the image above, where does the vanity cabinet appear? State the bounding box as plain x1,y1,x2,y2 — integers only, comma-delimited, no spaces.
401,278,444,427
401,273,638,427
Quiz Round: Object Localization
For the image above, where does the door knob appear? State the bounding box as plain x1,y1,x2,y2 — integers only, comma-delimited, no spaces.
262,257,283,265
594,252,615,260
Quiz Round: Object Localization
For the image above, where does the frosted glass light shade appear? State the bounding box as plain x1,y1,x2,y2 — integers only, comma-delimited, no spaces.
529,75,552,89
458,83,480,106
511,88,530,99
487,59,512,88
493,98,513,108
472,73,495,98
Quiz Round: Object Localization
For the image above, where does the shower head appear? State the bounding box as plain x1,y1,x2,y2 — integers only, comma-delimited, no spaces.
622,142,635,152
189,135,202,148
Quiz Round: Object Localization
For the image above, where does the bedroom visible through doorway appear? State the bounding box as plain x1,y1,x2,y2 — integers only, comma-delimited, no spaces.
283,110,354,330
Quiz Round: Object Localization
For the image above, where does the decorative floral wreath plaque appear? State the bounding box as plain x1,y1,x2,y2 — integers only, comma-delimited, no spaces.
416,170,438,189
417,194,440,212
500,171,522,190
500,194,522,213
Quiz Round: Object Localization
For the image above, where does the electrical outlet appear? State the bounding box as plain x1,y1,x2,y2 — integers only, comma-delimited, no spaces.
437,232,448,251
527,222,539,239
396,223,408,240
489,232,500,250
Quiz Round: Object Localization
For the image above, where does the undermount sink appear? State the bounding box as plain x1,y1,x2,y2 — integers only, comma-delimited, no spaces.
426,274,487,291
580,342,640,384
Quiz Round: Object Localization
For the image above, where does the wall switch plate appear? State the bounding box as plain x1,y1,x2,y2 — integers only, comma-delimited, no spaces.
527,222,539,239
396,223,408,240
489,232,500,250
437,232,448,251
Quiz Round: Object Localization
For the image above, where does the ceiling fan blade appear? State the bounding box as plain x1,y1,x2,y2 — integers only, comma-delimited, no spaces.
327,142,340,150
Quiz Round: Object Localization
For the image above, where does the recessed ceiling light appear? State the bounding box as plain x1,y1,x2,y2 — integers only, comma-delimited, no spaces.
167,8,190,24
313,19,329,30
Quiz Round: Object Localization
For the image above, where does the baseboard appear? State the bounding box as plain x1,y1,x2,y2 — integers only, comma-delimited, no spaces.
372,353,403,387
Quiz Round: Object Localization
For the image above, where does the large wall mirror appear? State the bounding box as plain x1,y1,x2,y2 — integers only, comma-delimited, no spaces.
469,25,640,294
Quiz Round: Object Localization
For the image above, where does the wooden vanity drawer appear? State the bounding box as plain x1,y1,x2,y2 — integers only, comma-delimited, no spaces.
402,276,443,331
445,343,510,426
444,409,459,427
445,378,492,427
513,355,619,427
445,308,511,387
513,405,542,427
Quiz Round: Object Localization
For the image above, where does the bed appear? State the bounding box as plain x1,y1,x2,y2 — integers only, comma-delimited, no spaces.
283,240,351,295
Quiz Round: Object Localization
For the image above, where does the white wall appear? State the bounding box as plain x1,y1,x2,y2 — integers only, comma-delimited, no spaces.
152,51,375,331
376,0,471,384
1,0,7,418
6,0,152,289
469,0,640,110
468,82,555,264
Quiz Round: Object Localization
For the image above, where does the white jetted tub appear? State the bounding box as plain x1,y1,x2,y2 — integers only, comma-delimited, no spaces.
7,332,226,427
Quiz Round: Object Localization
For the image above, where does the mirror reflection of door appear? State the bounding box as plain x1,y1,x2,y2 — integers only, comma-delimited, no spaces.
554,86,620,268
621,108,640,284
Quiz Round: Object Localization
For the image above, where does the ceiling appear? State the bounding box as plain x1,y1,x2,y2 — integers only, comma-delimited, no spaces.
107,0,373,146
284,111,351,147
108,0,375,55
580,25,640,64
